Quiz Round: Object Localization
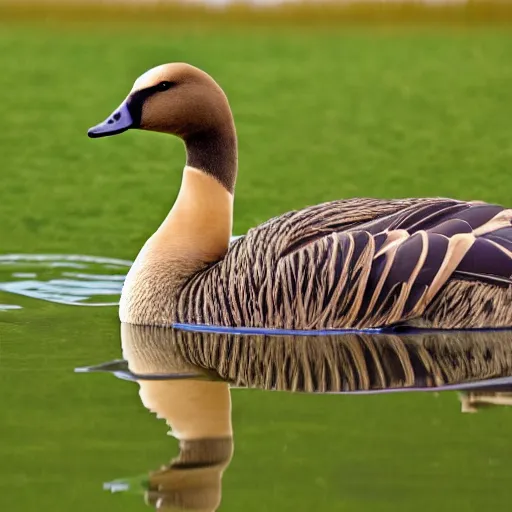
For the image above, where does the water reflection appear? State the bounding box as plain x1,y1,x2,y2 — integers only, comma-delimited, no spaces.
459,390,512,413
105,434,233,511
76,326,512,510
107,324,234,511
81,326,512,394
105,376,233,512
141,387,232,512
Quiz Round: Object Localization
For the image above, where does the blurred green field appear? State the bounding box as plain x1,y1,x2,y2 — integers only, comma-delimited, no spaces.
1,15,512,512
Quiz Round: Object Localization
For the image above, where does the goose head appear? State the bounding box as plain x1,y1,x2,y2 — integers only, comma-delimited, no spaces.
88,63,237,192
88,62,232,139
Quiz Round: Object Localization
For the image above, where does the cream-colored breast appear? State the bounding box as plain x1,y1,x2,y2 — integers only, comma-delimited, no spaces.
120,166,234,325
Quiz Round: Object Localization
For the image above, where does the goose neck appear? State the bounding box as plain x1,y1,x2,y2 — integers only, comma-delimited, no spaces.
185,124,238,195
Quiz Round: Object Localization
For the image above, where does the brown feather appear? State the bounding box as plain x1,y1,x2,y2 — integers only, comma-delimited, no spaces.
176,198,512,329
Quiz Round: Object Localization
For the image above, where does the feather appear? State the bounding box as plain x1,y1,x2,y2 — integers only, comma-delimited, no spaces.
177,198,512,329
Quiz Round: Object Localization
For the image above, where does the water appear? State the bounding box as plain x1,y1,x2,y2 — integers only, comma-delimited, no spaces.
77,326,512,394
0,236,243,310
0,253,511,512
75,325,512,510
0,254,130,309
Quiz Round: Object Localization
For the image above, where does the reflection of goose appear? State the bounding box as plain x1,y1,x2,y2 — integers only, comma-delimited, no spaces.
144,437,233,512
122,324,233,511
83,327,512,509
459,391,512,413
121,324,512,394
88,63,512,330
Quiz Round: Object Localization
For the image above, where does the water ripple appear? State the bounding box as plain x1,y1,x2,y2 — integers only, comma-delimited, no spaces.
0,254,131,308
0,236,244,310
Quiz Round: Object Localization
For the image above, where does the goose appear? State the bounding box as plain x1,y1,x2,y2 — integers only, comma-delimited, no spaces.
88,63,512,330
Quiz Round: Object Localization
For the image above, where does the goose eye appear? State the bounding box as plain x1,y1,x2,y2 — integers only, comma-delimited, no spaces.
156,81,174,91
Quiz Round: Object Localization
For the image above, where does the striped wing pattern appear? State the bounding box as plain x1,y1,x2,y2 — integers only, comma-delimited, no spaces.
177,198,512,329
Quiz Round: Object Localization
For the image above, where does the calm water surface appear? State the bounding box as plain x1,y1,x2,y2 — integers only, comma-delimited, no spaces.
0,258,511,512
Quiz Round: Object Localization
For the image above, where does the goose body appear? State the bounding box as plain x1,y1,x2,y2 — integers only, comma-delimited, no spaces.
176,197,512,330
88,63,512,330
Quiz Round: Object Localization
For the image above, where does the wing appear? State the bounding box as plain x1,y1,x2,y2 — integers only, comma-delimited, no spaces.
272,202,512,329
255,196,460,258
177,197,452,326
177,198,511,329
353,199,512,286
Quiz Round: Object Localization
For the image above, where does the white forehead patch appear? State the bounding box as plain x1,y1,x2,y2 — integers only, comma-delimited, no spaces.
131,64,169,92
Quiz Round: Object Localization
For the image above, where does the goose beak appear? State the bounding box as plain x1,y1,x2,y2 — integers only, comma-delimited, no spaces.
88,101,134,138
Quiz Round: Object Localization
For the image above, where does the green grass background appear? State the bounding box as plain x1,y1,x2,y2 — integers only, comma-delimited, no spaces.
0,13,512,512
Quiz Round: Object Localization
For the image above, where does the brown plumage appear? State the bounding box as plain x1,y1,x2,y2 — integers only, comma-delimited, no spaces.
178,198,512,329
122,325,512,394
88,63,512,330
